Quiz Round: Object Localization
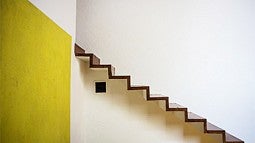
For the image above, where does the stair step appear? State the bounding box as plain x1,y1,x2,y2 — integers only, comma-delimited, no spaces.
206,122,225,133
110,75,130,79
74,44,85,55
149,94,168,100
90,64,111,68
76,56,89,62
80,63,115,77
129,85,149,90
74,44,100,65
167,103,187,111
76,53,100,65
187,112,206,122
226,132,244,143
111,66,115,75
88,54,100,65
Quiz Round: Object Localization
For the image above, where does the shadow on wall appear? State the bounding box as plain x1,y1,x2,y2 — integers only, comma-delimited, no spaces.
72,59,220,143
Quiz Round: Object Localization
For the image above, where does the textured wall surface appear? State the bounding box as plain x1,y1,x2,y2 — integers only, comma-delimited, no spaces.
0,1,71,142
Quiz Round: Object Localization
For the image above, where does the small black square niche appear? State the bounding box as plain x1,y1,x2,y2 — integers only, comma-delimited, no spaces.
95,82,106,93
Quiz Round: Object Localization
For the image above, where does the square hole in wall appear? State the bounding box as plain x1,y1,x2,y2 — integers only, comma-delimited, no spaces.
95,81,106,93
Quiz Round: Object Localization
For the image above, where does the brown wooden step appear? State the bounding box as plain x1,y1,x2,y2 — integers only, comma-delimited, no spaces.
167,103,187,111
128,85,149,90
89,64,115,77
187,112,206,122
74,44,85,55
206,122,225,133
109,75,130,79
226,132,244,143
148,94,169,100
90,64,111,69
76,53,101,65
75,44,100,65
80,53,100,65
89,54,100,65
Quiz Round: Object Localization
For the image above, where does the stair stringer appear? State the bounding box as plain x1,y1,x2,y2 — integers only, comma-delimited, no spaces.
74,44,244,143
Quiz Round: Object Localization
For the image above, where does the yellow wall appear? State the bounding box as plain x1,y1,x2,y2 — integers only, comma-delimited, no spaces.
0,0,71,143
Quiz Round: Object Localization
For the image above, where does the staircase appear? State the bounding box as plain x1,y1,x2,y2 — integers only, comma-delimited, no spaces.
75,43,244,143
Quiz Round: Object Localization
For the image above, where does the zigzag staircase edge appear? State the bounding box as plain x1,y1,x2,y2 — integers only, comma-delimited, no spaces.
74,43,244,143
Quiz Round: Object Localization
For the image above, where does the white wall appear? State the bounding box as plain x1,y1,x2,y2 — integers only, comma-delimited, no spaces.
76,0,255,143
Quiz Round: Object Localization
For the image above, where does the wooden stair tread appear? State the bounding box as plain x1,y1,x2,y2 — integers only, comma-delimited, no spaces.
149,94,168,100
75,44,101,65
130,85,149,87
129,85,149,90
76,53,100,65
90,64,111,68
110,75,130,79
167,103,187,111
150,94,168,98
76,53,89,61
226,132,244,143
75,53,86,56
74,44,85,54
89,64,115,76
76,53,99,60
188,112,205,121
206,122,224,133
169,103,186,108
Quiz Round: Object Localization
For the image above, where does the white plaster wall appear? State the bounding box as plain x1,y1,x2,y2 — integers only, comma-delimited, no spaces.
76,0,255,143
